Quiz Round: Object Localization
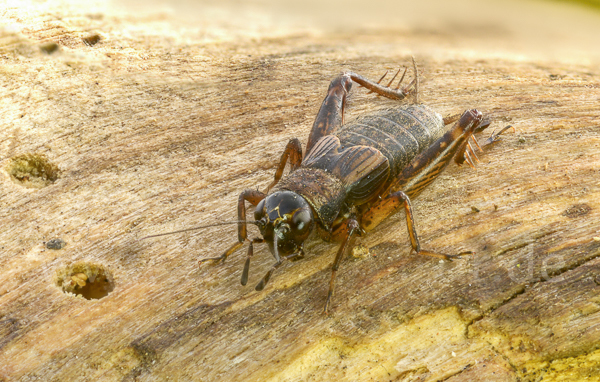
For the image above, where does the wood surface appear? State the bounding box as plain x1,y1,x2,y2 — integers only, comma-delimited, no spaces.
1,0,600,381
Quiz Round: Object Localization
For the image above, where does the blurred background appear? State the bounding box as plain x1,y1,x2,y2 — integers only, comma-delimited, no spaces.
115,0,600,64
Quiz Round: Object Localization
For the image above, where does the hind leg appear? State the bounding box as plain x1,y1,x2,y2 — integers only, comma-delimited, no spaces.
306,59,419,153
360,109,495,260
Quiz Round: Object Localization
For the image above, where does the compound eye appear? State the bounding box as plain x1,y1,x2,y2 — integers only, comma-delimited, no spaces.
254,199,266,221
292,209,311,232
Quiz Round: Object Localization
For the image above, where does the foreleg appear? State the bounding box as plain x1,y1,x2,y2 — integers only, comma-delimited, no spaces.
199,189,266,264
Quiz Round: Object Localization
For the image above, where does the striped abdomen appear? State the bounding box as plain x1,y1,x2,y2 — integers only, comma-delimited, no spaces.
336,104,445,179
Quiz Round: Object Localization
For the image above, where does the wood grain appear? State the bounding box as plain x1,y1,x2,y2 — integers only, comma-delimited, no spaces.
1,1,600,381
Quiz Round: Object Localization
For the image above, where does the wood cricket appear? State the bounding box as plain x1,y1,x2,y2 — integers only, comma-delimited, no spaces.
143,59,508,313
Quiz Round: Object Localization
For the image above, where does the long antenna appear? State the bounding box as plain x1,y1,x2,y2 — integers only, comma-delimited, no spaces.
139,220,259,241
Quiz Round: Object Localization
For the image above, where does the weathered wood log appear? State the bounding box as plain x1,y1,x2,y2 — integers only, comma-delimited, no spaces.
1,1,600,381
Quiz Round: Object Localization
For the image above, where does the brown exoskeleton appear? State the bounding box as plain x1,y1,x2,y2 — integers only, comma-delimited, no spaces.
144,59,507,313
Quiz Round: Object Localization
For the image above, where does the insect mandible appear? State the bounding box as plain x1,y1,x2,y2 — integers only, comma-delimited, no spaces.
144,59,508,313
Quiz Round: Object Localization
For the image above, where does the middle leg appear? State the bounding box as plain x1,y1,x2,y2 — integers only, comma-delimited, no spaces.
264,138,303,193
323,218,360,314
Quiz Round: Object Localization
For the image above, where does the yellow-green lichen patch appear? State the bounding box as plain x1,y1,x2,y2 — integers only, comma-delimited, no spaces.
520,348,600,381
266,307,486,381
6,153,60,189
